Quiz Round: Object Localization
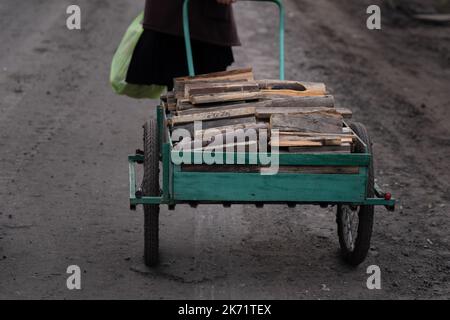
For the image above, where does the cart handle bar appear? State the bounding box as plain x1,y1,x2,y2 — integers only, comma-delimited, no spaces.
183,0,285,80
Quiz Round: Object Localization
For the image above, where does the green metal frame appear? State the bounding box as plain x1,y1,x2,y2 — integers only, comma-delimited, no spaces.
183,0,285,80
128,106,396,209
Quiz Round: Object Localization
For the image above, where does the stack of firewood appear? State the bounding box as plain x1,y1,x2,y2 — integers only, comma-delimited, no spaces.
161,68,356,153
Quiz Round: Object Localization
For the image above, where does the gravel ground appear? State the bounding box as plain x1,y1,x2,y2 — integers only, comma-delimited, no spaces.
0,0,449,299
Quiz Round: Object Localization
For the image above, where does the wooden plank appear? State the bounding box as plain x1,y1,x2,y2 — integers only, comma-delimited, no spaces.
177,100,247,114
194,140,258,152
273,133,350,147
261,90,326,98
175,68,253,82
173,116,256,135
272,139,323,147
278,134,353,145
278,131,354,138
269,95,334,108
173,68,254,97
288,144,352,154
169,107,256,125
257,80,325,91
270,113,343,134
194,122,267,137
178,96,335,116
185,81,259,98
257,80,327,97
257,107,352,119
173,137,209,151
190,91,263,105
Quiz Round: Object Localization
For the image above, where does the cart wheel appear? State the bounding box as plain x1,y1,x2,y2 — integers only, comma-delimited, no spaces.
336,122,374,266
143,120,160,267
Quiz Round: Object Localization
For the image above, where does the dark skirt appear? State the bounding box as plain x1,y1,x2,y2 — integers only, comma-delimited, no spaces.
126,29,235,90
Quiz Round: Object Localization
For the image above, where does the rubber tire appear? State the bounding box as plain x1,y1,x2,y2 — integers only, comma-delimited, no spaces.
336,122,374,266
143,120,160,267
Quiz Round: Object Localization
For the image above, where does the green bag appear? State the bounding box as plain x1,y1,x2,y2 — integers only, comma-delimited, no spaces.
110,12,166,99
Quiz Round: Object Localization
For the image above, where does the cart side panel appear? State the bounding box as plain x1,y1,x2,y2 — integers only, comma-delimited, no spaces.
173,171,367,202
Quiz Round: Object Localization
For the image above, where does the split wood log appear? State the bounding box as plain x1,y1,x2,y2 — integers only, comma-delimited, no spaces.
173,137,209,151
272,139,323,147
257,80,326,97
170,107,256,125
177,95,335,116
185,81,259,98
261,90,326,98
270,113,343,134
194,122,268,137
173,68,254,98
272,134,347,147
173,116,256,136
193,140,258,152
288,144,352,154
190,91,263,105
256,107,352,119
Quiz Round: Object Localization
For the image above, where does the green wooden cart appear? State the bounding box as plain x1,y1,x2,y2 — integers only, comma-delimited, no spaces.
128,0,395,267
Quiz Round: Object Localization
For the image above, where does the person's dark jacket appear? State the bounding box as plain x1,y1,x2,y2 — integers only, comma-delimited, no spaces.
143,0,241,47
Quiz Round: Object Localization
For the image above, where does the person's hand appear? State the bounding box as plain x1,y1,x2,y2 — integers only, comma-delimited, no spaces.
216,0,236,5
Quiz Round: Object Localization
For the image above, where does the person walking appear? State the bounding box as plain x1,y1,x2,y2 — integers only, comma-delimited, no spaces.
126,0,240,90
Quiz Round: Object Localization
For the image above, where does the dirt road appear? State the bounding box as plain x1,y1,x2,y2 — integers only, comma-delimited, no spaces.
0,0,449,299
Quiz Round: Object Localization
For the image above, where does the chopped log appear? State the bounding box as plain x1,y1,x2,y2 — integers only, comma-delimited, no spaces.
257,80,326,97
272,139,323,147
178,95,335,116
173,137,209,151
190,91,263,105
193,140,258,152
288,143,352,153
169,107,256,125
173,116,256,136
195,122,268,137
278,131,354,138
256,107,352,119
277,132,354,144
288,144,352,154
204,129,262,147
177,100,247,114
175,68,253,83
185,81,259,98
270,113,343,134
272,133,348,147
261,90,326,98
173,68,254,98
268,95,334,108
